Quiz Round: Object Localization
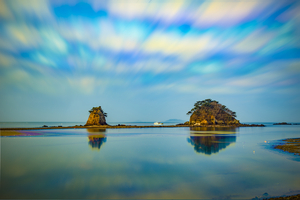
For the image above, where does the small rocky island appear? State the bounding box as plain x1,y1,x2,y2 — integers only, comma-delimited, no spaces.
85,106,108,126
186,99,240,125
185,99,262,126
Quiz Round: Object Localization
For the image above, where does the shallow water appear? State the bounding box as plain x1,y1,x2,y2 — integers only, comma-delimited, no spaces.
1,126,300,199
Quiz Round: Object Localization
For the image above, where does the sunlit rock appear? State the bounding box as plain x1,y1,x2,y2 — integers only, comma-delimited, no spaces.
187,99,240,126
85,106,108,126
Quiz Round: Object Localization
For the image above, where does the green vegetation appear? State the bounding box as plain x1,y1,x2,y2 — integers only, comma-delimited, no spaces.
187,99,236,117
187,99,238,125
89,106,107,117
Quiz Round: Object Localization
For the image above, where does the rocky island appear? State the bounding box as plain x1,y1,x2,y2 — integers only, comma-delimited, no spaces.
186,99,242,126
85,106,108,126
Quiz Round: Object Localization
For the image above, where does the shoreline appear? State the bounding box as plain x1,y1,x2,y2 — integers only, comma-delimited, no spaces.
0,123,265,131
261,194,300,200
273,138,300,156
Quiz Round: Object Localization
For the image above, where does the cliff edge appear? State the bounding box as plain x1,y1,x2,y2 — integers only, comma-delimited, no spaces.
85,106,108,126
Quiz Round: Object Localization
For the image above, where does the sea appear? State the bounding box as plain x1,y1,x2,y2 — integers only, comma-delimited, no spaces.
0,121,181,128
0,122,299,199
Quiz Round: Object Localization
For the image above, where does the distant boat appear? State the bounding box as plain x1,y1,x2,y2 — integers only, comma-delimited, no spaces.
154,122,163,125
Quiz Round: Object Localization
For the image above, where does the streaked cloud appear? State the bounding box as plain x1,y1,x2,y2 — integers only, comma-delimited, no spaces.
232,30,274,54
0,0,299,122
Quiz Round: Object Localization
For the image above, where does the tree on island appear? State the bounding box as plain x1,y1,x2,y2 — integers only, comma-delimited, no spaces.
187,99,239,125
89,106,107,117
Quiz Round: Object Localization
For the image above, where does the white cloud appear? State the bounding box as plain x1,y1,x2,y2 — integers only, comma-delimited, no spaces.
231,30,274,54
4,23,68,54
190,62,222,74
142,31,218,60
34,53,56,67
108,56,186,75
68,76,96,94
8,0,54,21
59,19,141,53
259,37,291,55
40,28,68,54
228,72,281,87
134,59,185,74
0,53,15,67
108,0,150,20
6,23,41,49
193,0,270,27
0,0,13,19
158,83,238,95
107,0,186,22
227,62,298,88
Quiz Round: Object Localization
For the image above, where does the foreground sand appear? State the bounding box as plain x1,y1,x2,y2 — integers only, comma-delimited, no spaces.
261,139,300,199
274,138,300,156
262,194,300,199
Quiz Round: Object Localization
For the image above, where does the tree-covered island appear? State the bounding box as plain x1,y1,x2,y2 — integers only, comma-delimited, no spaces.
186,99,240,126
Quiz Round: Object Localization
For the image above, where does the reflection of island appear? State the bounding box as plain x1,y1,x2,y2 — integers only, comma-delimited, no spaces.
190,126,237,132
87,129,107,150
188,127,236,155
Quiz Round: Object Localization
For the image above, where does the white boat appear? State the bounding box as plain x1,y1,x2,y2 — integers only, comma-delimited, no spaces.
154,122,163,125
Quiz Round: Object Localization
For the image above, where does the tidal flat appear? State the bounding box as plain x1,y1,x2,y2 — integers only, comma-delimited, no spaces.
273,138,300,156
0,125,299,199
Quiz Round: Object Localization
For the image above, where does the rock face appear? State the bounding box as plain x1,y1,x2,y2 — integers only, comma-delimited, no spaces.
188,99,240,125
85,106,108,126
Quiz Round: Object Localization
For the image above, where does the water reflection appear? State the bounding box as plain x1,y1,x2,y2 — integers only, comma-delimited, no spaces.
87,129,107,150
188,127,237,155
190,126,238,133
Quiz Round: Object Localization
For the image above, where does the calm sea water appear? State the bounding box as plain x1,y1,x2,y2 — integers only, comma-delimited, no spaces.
1,124,300,199
0,121,179,128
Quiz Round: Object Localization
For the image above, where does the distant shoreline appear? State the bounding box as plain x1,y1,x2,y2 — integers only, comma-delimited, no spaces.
0,123,264,131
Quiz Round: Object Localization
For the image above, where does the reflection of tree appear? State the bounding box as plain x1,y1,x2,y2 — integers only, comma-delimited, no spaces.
88,135,107,150
87,129,107,150
187,99,238,125
190,127,237,132
87,128,106,133
188,128,236,155
187,136,236,155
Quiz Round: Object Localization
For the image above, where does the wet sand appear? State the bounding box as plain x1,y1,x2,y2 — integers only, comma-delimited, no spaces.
274,138,300,156
261,139,300,199
263,194,300,200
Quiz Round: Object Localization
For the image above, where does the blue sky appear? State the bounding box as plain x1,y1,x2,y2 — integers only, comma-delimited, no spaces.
0,0,299,123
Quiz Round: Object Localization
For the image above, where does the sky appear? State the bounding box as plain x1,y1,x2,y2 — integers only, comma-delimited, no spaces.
0,0,300,123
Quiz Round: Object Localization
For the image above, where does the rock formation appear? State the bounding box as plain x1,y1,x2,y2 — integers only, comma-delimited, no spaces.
187,99,240,125
85,106,108,126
